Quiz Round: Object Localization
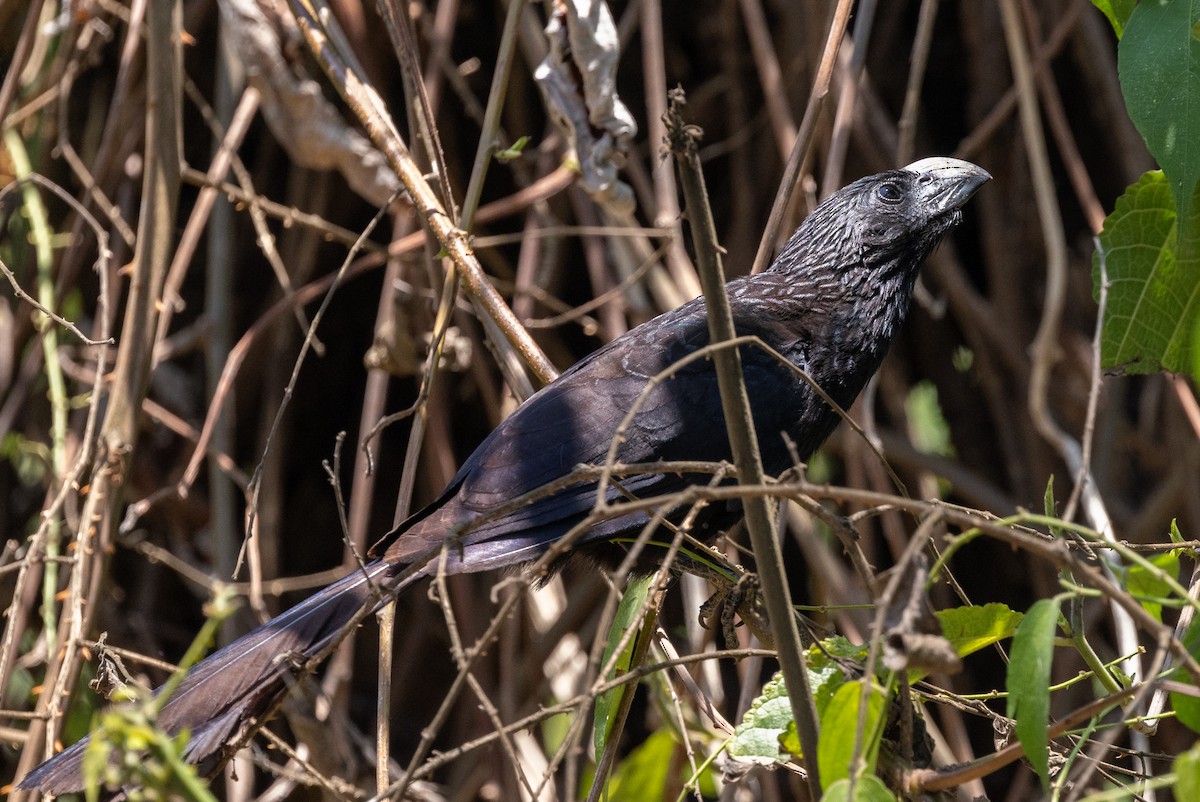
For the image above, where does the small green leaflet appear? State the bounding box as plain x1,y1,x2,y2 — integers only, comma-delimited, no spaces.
1007,597,1062,790
592,574,652,757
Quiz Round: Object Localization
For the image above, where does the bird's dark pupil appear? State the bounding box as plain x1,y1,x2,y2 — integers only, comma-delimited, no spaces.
877,183,902,203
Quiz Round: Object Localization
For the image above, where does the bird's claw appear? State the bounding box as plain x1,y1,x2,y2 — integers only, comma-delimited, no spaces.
699,573,772,650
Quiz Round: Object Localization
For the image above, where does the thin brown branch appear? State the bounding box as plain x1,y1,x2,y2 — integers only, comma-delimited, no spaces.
666,89,821,795
288,0,558,386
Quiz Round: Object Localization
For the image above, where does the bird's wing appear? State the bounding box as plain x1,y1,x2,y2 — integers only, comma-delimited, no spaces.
378,274,840,566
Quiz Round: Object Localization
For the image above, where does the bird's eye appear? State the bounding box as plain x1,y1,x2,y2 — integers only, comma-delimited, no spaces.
876,183,903,204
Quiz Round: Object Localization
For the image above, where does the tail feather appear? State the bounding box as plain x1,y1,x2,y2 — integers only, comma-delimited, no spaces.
19,560,401,794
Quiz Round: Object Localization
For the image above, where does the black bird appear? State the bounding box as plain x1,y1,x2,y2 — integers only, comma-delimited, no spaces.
20,157,988,794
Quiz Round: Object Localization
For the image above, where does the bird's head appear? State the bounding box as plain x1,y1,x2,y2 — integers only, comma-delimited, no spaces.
855,157,991,260
763,157,989,356
773,157,990,281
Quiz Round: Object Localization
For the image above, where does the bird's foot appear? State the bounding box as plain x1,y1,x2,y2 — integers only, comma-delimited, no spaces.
699,572,773,650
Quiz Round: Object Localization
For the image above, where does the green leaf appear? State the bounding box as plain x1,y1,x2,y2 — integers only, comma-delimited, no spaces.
904,381,954,457
63,664,100,744
808,637,865,717
1119,0,1200,223
593,574,652,757
1091,0,1136,39
1125,551,1181,622
807,449,837,484
1195,309,1200,380
1094,171,1200,376
728,640,865,766
1171,618,1200,733
1176,741,1200,801
951,345,974,373
817,679,886,791
1007,597,1061,790
728,673,801,764
1042,476,1067,538
494,135,531,163
779,719,802,758
821,775,899,802
602,729,675,800
1,432,50,486
936,603,1023,658
541,710,572,758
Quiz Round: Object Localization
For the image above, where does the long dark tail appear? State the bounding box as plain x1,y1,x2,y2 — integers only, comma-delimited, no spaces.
20,559,405,794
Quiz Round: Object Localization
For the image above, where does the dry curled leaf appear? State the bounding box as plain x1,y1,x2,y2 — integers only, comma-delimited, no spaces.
534,0,637,214
220,0,403,207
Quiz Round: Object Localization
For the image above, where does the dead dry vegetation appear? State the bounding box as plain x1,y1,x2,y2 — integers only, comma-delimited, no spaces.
2,1,1198,800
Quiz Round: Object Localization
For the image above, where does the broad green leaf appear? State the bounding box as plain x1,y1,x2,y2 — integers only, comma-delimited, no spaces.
1094,171,1200,376
936,603,1023,658
541,711,572,758
809,637,866,716
817,679,886,791
1090,0,1136,39
728,673,798,764
1007,598,1061,790
602,729,675,800
1119,0,1200,224
593,574,651,757
779,719,802,758
729,642,862,766
1125,551,1181,622
1171,618,1200,733
821,775,898,802
1176,741,1200,801
1195,311,1200,380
